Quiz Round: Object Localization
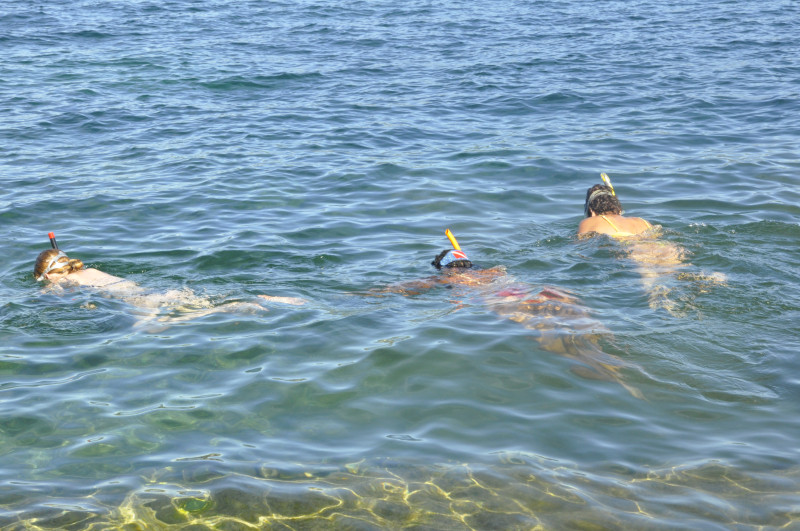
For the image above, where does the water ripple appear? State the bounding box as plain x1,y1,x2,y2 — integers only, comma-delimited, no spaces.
2,0,799,527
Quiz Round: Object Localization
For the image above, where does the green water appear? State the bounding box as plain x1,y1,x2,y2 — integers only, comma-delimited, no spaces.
2,0,800,529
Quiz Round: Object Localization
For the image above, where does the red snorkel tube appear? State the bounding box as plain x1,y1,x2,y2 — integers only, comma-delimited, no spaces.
48,232,59,250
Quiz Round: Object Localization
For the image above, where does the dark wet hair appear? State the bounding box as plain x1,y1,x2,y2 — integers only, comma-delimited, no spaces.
431,249,473,270
584,184,623,217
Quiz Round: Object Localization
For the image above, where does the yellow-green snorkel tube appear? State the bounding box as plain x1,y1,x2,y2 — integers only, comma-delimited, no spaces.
600,172,616,196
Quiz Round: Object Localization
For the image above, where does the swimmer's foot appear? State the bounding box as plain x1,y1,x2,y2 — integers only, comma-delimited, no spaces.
258,295,307,306
570,365,645,400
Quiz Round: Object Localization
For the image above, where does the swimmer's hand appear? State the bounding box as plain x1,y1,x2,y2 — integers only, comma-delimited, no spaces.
258,295,307,306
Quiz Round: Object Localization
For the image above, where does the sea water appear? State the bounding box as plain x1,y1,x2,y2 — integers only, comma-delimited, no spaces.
1,0,799,529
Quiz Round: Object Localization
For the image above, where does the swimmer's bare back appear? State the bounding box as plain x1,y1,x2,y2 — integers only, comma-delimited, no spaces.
60,268,142,294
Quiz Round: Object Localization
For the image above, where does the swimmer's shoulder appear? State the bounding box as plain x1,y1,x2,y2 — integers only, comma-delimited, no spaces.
471,266,507,284
633,217,653,231
72,268,129,288
620,217,653,236
577,216,611,236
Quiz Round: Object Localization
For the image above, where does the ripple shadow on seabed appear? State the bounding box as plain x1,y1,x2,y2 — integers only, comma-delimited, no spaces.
2,456,798,530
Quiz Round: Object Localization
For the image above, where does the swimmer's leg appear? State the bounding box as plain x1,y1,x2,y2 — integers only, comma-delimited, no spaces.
162,301,269,322
133,300,270,332
528,333,646,400
257,294,307,306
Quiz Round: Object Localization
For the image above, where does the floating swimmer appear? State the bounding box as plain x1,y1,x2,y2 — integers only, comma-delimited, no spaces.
375,230,645,398
575,175,726,316
578,173,652,237
577,174,684,312
35,246,140,292
33,233,304,328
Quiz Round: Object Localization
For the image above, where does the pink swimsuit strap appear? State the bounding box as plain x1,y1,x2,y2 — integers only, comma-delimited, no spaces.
494,287,528,298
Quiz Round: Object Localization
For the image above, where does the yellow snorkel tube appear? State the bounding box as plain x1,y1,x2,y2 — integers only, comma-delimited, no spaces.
445,229,461,250
600,172,616,196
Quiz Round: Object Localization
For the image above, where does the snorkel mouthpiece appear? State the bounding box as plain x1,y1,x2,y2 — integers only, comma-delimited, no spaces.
48,232,58,250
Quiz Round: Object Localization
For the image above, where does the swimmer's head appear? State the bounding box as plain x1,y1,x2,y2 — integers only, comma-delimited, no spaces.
33,249,84,281
432,249,472,270
584,184,623,217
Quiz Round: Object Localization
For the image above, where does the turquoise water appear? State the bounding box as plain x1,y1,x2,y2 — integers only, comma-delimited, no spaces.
2,0,800,528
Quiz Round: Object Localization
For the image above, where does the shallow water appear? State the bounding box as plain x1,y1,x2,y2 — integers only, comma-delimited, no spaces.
2,0,800,529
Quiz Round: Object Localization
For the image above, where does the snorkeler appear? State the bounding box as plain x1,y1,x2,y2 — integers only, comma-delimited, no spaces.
575,175,725,316
578,173,652,237
375,230,645,398
576,174,683,312
33,234,304,327
35,247,139,292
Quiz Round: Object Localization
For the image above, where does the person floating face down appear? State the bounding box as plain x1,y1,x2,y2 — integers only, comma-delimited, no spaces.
34,248,135,291
382,231,644,399
33,237,304,328
577,173,652,237
574,176,720,316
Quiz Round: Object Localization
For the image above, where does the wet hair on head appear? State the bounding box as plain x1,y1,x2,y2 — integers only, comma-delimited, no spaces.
432,249,472,270
584,184,623,217
33,249,84,281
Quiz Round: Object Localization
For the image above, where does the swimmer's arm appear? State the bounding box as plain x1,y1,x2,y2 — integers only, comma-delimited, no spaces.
365,277,440,297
